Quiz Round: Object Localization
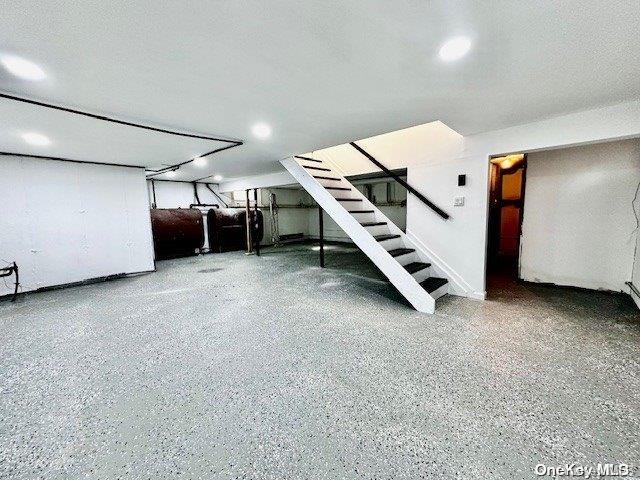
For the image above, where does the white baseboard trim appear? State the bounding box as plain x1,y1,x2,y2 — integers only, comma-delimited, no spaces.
405,229,485,300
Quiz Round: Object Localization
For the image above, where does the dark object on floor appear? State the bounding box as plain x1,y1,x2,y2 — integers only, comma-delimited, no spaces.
198,268,223,273
0,262,19,301
279,233,304,242
207,209,263,252
150,208,204,259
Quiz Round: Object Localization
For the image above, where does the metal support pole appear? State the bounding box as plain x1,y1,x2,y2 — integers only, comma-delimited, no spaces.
319,206,325,268
253,188,260,256
245,189,253,254
151,180,157,208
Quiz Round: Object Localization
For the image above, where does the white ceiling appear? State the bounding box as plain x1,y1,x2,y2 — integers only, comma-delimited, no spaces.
1,0,639,181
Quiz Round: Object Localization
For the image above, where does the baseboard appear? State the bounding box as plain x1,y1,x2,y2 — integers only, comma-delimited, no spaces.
405,230,485,300
0,268,156,301
522,277,631,296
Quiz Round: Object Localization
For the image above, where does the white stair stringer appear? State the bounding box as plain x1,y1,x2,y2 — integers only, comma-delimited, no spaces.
281,156,449,313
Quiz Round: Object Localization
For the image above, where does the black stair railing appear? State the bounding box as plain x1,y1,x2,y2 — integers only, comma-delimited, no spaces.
349,142,450,220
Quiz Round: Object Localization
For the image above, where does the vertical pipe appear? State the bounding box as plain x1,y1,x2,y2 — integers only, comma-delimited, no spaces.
151,180,157,208
193,182,202,205
253,188,260,256
245,189,253,253
319,206,325,268
269,192,279,246
11,262,19,302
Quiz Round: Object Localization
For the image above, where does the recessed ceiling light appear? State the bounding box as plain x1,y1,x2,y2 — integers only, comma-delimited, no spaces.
438,36,472,62
213,175,223,181
1,54,46,81
252,123,271,139
193,157,207,167
166,170,176,178
21,132,50,146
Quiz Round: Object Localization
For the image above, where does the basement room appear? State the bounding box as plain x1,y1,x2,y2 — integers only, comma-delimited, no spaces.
1,2,639,479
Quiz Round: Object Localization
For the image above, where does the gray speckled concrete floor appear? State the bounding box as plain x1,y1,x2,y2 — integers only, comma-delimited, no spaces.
1,244,639,479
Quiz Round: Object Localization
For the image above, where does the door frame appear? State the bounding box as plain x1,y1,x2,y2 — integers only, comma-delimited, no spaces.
485,153,528,279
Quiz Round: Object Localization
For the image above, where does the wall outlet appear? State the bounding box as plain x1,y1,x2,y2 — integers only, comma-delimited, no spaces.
454,196,465,206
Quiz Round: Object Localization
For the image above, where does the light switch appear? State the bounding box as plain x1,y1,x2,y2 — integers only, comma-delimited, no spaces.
454,196,465,206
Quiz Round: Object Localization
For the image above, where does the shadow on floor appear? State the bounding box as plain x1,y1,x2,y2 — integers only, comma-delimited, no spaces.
260,241,412,308
487,258,638,323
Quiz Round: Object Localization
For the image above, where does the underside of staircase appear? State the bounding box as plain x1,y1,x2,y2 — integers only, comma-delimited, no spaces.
281,155,449,314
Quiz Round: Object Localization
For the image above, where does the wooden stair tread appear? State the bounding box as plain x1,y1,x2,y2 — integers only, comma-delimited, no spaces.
374,234,401,242
313,175,341,181
303,165,331,172
420,277,448,293
336,198,362,202
388,248,415,257
403,262,431,274
360,221,387,227
325,186,351,191
349,210,374,213
295,155,322,163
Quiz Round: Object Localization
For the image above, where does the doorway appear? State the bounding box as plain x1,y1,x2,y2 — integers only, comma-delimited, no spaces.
487,154,527,287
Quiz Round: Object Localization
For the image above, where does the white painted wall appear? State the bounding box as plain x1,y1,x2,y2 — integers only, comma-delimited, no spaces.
149,181,315,246
255,188,314,243
211,100,640,299
341,103,640,299
307,181,407,242
0,156,155,295
308,209,345,242
460,100,640,296
148,180,228,208
632,233,640,308
387,101,640,298
262,184,404,244
308,121,479,294
520,139,640,291
219,171,295,193
150,180,195,208
309,121,463,177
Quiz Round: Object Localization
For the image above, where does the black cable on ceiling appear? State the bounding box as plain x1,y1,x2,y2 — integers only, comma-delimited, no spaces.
0,92,238,142
145,142,241,178
0,151,144,169
0,92,243,176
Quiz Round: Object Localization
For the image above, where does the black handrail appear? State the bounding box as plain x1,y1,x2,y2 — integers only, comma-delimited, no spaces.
349,142,450,220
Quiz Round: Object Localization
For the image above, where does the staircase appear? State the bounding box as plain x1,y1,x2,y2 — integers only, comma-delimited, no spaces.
281,155,449,313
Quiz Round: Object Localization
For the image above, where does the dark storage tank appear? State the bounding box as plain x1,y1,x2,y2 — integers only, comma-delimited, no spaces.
150,208,204,259
207,209,263,252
